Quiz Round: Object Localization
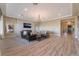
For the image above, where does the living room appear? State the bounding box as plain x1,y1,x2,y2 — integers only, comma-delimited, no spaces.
0,3,79,56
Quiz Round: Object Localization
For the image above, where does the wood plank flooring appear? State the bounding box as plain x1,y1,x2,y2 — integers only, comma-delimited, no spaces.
1,34,79,56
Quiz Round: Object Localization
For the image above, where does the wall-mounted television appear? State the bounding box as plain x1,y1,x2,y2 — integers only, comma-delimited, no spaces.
23,23,31,28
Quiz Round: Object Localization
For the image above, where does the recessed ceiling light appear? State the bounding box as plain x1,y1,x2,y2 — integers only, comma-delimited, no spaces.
24,8,27,11
67,21,72,25
18,14,22,17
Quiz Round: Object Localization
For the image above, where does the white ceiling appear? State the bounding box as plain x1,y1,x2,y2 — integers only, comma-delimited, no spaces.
5,3,72,22
72,3,79,16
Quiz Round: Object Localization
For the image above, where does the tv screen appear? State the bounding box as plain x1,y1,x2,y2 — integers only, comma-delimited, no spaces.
23,23,31,28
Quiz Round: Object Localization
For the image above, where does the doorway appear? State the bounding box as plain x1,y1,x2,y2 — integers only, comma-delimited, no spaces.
61,18,75,36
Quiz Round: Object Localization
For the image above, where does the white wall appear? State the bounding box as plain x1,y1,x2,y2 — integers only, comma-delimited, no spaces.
15,20,36,35
5,17,36,36
0,3,6,15
75,16,79,39
0,16,4,38
0,17,3,35
36,20,61,36
72,4,79,39
77,19,79,39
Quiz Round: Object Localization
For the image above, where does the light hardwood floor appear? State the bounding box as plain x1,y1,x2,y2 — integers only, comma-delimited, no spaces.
1,34,79,56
